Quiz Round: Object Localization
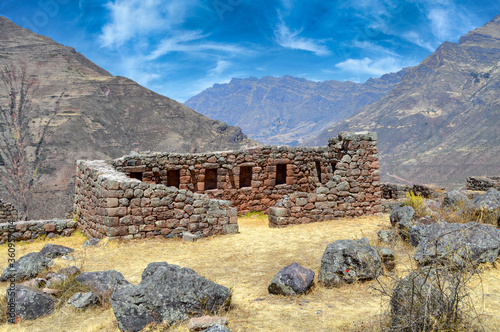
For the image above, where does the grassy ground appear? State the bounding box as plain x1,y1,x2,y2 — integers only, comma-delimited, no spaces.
0,214,499,331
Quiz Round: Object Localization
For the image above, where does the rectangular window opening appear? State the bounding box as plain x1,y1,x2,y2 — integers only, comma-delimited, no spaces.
315,161,322,182
129,172,143,181
205,168,218,190
276,164,287,185
239,166,252,188
167,169,180,188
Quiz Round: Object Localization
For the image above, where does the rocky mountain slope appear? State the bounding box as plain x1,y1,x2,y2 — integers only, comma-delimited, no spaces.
185,71,407,146
0,16,256,219
305,14,500,188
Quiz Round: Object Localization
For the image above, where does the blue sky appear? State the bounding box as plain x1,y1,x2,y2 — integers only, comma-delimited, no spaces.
1,0,499,102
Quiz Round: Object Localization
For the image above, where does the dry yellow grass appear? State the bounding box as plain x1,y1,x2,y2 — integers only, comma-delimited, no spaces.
0,214,499,332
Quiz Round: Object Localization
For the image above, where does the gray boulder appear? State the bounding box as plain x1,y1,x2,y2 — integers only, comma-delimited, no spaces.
390,205,415,226
75,270,130,295
268,262,315,295
6,285,55,321
68,292,100,309
472,188,500,212
45,273,66,288
391,268,446,331
111,262,231,332
414,221,500,266
378,247,396,271
39,243,74,259
202,325,231,332
57,265,81,278
82,238,100,247
377,229,397,243
319,237,383,287
443,190,470,208
0,252,54,282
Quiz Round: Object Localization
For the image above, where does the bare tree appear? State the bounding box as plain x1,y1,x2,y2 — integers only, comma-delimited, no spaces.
0,64,63,220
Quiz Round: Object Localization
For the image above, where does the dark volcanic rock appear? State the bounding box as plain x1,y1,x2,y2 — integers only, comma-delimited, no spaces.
6,285,55,321
378,229,397,243
111,262,231,332
390,206,415,226
68,292,100,310
391,268,447,331
443,190,470,208
319,237,383,287
57,265,81,278
268,262,315,295
82,238,100,247
39,243,74,258
75,270,130,295
0,252,53,282
414,221,500,266
471,188,500,211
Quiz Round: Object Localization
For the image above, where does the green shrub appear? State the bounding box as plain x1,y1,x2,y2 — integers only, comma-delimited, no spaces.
404,191,426,218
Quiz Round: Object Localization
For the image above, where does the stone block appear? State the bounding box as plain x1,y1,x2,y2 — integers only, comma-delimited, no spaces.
107,198,119,208
107,207,127,217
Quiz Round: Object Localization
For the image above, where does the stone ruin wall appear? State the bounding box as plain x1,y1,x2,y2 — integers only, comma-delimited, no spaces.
0,199,18,223
112,146,336,216
268,132,381,227
466,176,500,191
74,131,382,239
0,219,76,244
75,161,238,240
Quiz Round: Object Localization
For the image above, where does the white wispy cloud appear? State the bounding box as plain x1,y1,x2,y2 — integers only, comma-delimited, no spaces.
335,57,404,77
352,40,400,57
209,60,232,76
147,32,249,60
402,31,436,52
99,0,198,48
274,20,330,56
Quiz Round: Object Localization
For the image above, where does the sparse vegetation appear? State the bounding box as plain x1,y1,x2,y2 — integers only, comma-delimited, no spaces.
404,191,426,219
0,214,499,331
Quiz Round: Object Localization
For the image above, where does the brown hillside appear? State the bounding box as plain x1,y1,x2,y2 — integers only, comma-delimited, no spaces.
0,16,256,219
305,14,500,188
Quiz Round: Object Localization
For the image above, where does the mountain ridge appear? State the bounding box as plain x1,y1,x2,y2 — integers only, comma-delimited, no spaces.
304,14,500,187
185,69,409,146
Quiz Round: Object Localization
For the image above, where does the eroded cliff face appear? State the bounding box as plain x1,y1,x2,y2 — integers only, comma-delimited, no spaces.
305,14,500,188
0,16,256,219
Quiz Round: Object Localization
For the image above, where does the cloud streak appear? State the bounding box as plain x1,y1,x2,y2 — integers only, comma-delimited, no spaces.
274,20,330,56
335,57,405,77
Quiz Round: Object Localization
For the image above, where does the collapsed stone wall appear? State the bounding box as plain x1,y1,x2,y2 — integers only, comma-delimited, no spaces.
0,199,18,223
0,219,76,244
466,176,500,191
268,132,381,227
381,183,444,200
75,160,238,240
112,145,335,215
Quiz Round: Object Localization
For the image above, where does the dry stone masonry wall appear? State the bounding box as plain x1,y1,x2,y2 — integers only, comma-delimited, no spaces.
112,145,338,216
0,199,18,223
75,161,238,240
466,176,500,191
268,132,381,227
0,219,76,244
75,131,382,238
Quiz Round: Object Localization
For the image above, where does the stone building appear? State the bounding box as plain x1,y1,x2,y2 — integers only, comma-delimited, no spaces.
75,132,381,240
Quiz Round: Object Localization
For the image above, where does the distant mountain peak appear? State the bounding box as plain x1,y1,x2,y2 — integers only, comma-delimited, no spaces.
305,13,500,188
